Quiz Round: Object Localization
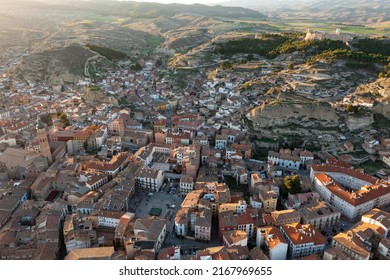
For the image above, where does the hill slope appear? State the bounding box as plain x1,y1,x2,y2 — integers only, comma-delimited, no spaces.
223,0,390,23
22,0,265,19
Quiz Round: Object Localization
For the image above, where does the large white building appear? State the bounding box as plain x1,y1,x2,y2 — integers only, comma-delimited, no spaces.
280,223,326,259
310,160,379,190
268,151,300,170
94,211,128,229
267,149,313,170
313,173,390,219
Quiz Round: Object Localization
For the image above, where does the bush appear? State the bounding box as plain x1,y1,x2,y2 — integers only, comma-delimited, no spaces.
345,103,360,114
86,44,128,61
284,175,301,194
131,62,142,71
307,49,387,65
352,38,390,57
213,34,348,59
220,61,233,70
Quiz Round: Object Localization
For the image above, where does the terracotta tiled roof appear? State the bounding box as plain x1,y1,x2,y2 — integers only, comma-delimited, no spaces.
281,223,326,246
223,230,247,245
261,226,288,249
237,211,254,226
315,173,390,206
332,232,371,259
249,247,268,260
312,162,378,185
362,208,390,229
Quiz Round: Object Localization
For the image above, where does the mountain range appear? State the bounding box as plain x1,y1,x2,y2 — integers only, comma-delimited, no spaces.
222,0,390,23
10,0,265,19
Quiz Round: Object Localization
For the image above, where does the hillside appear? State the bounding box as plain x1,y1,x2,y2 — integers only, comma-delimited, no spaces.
2,0,389,85
10,45,110,85
0,0,268,84
20,0,265,19
248,101,340,133
224,0,390,24
222,0,312,10
285,0,389,23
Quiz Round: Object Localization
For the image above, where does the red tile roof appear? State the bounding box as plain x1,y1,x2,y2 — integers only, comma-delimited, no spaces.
237,211,254,226
312,161,378,185
315,173,390,206
262,226,288,249
281,223,326,246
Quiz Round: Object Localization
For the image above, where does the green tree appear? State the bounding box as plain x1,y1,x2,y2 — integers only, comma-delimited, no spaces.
86,44,128,61
240,81,252,91
345,103,360,114
83,141,88,151
247,54,254,61
220,61,233,70
284,175,301,194
131,62,142,71
56,110,70,126
155,58,163,67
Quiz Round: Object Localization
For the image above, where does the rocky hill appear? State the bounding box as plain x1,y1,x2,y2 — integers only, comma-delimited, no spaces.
0,0,268,84
353,78,390,102
83,86,119,106
248,101,340,135
10,44,108,85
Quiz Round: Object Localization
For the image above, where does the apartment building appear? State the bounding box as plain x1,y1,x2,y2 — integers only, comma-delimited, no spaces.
280,223,326,259
136,167,164,192
299,199,341,229
313,173,390,219
179,176,195,195
271,210,301,226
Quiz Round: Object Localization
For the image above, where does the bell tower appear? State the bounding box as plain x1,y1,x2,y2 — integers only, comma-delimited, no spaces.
36,117,53,165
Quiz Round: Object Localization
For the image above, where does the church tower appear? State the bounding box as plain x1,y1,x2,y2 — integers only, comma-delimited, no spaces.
117,117,125,137
36,117,53,165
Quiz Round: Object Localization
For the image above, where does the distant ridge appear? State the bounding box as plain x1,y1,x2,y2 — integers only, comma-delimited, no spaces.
15,0,266,19
222,0,390,23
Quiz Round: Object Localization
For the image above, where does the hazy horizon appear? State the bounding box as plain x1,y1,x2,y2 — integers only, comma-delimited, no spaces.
0,0,319,8
127,0,227,4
